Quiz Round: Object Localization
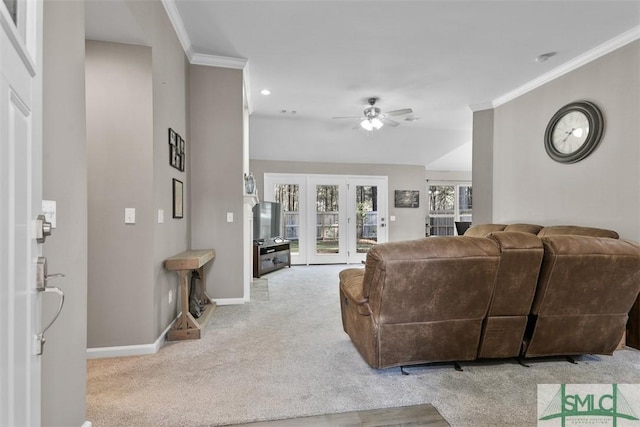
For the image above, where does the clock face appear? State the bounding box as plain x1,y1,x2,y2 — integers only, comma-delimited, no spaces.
551,110,590,154
544,101,604,164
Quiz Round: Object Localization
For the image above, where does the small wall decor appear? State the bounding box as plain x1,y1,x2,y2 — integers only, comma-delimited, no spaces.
244,172,256,195
173,178,183,218
168,128,185,171
394,190,419,208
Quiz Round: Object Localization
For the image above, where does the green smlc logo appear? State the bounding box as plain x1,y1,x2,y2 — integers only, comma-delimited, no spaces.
539,384,639,426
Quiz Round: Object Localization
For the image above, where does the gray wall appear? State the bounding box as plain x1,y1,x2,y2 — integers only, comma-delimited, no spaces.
42,0,87,424
85,0,190,348
86,41,155,347
471,109,494,224
142,1,190,340
475,40,640,240
190,65,245,300
250,160,427,242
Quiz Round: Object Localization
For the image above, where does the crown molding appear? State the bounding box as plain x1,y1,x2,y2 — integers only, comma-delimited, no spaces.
160,0,194,61
470,25,640,112
191,53,248,69
468,102,494,112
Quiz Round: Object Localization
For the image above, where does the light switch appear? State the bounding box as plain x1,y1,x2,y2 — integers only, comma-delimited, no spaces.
125,208,136,224
390,215,396,222
227,212,234,222
158,209,164,224
42,200,57,228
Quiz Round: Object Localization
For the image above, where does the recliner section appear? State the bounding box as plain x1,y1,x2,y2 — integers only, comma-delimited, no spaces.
523,235,640,357
478,231,544,358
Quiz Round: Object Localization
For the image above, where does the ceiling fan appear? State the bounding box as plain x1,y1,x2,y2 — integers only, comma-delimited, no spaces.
332,98,413,131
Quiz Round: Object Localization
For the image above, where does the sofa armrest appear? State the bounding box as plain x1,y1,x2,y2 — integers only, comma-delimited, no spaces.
339,268,372,315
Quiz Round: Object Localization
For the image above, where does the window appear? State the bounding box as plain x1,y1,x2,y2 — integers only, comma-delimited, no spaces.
428,184,472,236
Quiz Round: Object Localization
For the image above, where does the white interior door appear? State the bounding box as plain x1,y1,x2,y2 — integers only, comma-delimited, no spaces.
0,0,43,425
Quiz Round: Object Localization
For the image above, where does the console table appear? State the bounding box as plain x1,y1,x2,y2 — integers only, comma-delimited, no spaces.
164,249,216,340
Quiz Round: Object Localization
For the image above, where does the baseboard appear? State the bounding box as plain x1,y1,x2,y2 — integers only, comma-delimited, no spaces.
214,297,246,305
86,299,245,359
86,315,177,359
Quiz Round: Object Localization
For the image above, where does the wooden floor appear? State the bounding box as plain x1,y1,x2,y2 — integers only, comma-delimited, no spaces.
227,403,450,426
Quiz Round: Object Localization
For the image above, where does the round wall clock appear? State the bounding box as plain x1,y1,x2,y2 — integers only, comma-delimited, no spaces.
544,100,604,163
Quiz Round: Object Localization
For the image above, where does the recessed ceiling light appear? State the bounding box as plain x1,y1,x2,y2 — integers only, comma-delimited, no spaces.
261,89,271,95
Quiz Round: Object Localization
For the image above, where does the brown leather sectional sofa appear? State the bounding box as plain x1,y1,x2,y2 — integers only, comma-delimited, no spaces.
339,224,640,369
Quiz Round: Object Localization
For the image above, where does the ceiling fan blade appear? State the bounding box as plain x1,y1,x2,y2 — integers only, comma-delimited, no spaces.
381,118,400,127
382,108,413,117
332,116,363,120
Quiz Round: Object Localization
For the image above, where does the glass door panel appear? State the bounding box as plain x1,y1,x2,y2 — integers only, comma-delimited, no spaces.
264,174,307,265
356,185,378,253
315,185,340,255
274,184,300,255
347,177,388,264
308,177,347,264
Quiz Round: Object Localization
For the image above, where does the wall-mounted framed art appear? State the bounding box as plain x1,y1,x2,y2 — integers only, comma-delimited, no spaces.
394,190,419,208
168,128,185,172
173,178,183,218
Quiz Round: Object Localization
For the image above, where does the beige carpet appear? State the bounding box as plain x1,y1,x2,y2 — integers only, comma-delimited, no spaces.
87,265,640,427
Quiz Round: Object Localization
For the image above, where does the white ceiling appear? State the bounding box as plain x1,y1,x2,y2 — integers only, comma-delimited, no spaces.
86,0,640,171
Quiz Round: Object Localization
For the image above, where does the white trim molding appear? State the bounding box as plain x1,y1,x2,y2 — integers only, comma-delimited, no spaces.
161,0,194,61
214,297,247,306
470,25,640,112
86,315,178,359
191,53,248,69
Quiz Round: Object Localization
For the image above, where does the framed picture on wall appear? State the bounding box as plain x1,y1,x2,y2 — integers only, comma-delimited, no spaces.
173,178,183,218
178,136,185,171
169,128,185,171
394,190,419,208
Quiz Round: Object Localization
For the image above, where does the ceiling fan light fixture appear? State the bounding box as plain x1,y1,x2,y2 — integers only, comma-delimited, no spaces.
360,119,374,131
371,117,383,129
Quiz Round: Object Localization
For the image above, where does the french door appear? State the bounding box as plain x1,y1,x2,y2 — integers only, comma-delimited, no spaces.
264,174,387,265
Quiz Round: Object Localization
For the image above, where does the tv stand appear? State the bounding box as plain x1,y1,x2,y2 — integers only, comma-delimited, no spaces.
253,241,291,278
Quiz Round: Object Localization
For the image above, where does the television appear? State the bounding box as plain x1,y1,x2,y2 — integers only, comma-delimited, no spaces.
253,201,282,243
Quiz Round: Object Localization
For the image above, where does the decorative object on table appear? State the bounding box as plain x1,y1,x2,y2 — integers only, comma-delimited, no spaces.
168,128,186,171
244,172,256,195
394,190,419,208
172,178,183,218
544,100,604,164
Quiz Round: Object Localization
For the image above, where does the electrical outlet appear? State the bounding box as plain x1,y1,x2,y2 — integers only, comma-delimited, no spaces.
168,289,173,304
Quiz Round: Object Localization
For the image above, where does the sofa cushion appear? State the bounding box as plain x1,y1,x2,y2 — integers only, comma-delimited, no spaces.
464,223,542,236
504,223,543,234
537,225,619,239
485,231,544,316
463,224,507,237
